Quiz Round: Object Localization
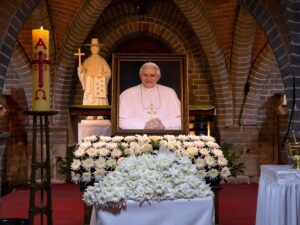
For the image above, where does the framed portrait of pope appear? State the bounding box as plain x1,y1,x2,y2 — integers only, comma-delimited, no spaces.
111,53,188,135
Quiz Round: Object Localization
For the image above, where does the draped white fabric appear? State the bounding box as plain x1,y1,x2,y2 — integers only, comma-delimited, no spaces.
90,197,214,225
78,121,111,144
256,165,300,225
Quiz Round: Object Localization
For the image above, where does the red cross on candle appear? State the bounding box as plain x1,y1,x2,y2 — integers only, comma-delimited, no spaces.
32,51,50,88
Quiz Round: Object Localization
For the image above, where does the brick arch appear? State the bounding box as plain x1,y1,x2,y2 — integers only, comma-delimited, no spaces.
93,18,188,57
54,0,214,125
92,1,203,58
83,16,209,107
53,0,112,125
9,42,32,107
91,0,208,92
241,0,300,131
230,7,256,125
240,44,279,125
173,0,233,127
285,1,300,67
115,36,172,53
85,14,213,106
283,0,300,132
240,0,289,82
3,0,57,112
95,0,195,36
0,0,41,94
30,0,57,110
92,17,201,103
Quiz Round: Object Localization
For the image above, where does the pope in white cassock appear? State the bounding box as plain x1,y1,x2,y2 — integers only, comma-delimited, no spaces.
119,62,181,130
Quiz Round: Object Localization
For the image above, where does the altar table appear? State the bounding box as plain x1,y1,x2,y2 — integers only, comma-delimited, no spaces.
90,197,214,225
78,120,111,143
255,165,300,225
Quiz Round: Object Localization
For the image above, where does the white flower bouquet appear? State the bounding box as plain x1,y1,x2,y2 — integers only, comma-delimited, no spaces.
71,134,231,185
83,151,214,207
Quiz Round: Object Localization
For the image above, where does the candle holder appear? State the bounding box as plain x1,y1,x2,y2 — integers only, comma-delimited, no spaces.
25,110,57,225
288,142,300,169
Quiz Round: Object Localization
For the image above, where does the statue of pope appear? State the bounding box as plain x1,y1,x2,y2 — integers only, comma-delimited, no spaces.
77,38,111,106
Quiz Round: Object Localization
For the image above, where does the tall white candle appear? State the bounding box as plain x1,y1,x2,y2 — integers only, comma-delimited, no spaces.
283,94,287,106
32,27,50,111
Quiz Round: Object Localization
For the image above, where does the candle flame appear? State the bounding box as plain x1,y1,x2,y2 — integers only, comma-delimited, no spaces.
40,26,43,30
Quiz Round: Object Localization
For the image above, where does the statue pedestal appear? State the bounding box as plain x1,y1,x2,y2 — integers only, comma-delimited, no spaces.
78,120,111,143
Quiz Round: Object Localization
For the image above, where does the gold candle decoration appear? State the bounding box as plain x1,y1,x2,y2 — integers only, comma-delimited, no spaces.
292,130,297,143
32,26,50,111
207,121,211,136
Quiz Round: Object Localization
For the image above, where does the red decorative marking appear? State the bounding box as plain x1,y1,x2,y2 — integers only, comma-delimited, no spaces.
35,89,46,100
34,38,47,49
32,51,50,88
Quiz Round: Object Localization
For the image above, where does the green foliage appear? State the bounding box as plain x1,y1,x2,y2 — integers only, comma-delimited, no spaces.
150,139,160,149
220,143,246,177
117,142,125,151
55,146,76,179
55,156,68,175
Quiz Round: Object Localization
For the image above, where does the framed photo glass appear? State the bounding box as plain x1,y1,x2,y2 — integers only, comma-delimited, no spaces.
111,53,188,135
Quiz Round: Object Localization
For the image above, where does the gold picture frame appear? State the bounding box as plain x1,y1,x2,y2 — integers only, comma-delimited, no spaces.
111,53,188,135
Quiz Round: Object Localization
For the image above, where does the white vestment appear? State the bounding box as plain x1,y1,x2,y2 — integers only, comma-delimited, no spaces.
119,84,181,129
79,55,111,105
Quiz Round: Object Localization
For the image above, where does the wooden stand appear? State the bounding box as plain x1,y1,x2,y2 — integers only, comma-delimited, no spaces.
25,111,57,225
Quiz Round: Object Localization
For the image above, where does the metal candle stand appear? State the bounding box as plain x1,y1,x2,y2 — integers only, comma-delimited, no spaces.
25,111,57,225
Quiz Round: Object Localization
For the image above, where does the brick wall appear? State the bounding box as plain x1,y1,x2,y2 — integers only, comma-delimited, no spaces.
2,0,300,184
4,88,28,184
26,127,68,183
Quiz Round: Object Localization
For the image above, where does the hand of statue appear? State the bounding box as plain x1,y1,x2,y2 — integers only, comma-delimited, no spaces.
77,66,82,74
144,118,165,129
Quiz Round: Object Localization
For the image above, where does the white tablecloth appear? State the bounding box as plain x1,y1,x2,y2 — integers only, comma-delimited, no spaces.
90,197,214,225
256,165,300,225
78,120,111,143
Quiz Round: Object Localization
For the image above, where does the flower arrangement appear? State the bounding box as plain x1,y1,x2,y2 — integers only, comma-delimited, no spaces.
71,134,231,185
83,151,214,207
